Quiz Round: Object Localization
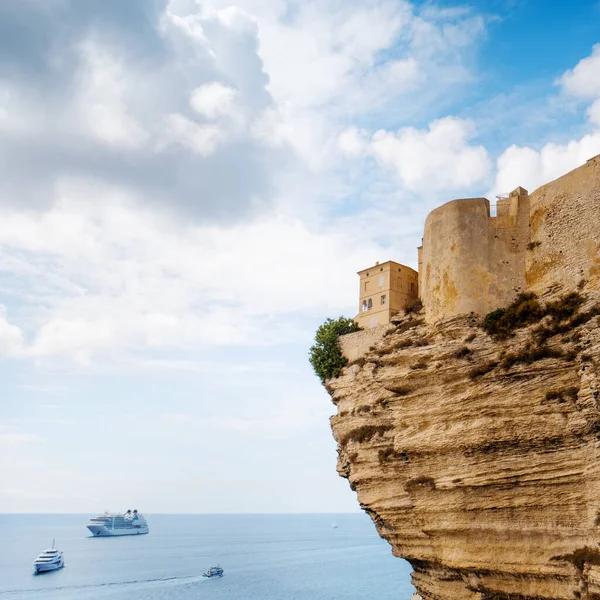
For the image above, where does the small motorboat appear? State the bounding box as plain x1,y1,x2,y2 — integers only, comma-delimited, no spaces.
203,565,224,578
33,540,64,573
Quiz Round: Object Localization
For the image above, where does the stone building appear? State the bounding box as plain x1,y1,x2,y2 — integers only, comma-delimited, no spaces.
418,154,600,323
356,154,600,328
355,260,418,329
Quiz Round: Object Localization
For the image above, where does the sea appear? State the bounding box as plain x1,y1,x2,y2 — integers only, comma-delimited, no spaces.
0,513,414,600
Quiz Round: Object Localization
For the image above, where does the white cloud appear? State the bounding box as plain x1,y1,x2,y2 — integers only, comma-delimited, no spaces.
160,113,223,155
559,44,600,101
489,45,600,197
76,39,149,148
0,177,386,364
338,127,369,158
0,308,24,357
190,82,239,120
491,134,600,197
370,117,491,190
558,44,600,127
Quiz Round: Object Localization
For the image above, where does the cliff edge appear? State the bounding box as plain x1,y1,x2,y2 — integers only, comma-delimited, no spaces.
327,292,600,600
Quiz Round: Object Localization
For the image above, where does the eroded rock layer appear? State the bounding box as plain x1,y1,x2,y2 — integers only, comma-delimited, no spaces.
327,293,600,600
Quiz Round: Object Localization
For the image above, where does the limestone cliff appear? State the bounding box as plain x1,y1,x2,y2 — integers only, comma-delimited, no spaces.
327,291,600,600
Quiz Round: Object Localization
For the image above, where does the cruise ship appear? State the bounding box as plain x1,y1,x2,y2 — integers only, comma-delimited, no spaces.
33,540,64,573
87,509,149,536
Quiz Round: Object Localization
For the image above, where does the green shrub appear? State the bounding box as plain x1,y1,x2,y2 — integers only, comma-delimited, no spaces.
500,343,563,369
482,292,544,339
482,291,590,340
308,317,361,383
545,291,585,321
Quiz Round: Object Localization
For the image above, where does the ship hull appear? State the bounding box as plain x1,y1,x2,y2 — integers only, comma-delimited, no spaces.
87,525,149,537
34,560,64,573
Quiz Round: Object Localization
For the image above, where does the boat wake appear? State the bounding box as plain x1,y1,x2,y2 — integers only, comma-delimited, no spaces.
0,573,210,596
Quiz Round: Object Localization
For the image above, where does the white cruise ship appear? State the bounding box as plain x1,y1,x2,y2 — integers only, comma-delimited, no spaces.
87,509,149,536
33,540,64,573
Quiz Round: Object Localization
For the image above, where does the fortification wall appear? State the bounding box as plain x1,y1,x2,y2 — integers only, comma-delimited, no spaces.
526,155,600,296
420,193,529,323
339,325,390,362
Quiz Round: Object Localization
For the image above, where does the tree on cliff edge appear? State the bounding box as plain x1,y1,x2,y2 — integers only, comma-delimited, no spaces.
309,317,361,383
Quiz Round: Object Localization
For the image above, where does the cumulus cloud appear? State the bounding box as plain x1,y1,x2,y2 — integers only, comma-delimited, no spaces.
558,44,600,126
559,44,600,101
190,82,239,119
492,134,600,196
0,0,492,367
489,45,600,197
340,117,491,192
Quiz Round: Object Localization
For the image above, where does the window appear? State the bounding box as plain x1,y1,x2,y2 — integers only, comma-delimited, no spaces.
410,283,415,293
364,281,370,292
367,298,373,310
381,295,386,305
361,300,368,312
378,276,384,287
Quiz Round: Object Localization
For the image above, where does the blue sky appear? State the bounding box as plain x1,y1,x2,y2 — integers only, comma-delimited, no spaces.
1,0,600,513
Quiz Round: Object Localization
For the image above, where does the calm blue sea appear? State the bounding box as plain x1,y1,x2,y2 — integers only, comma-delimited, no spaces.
0,513,414,600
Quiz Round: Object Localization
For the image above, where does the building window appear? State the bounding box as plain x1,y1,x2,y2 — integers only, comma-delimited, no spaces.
361,300,368,312
410,283,415,293
378,276,384,287
381,295,386,305
367,298,373,310
364,281,370,292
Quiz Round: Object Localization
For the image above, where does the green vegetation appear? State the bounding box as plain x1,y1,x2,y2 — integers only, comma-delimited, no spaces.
500,343,564,369
482,291,597,340
482,292,544,339
308,317,361,383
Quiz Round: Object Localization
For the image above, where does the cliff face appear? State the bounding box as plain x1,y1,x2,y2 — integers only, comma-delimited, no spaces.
327,292,600,600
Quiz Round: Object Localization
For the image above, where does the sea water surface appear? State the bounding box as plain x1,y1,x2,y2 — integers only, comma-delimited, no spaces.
1,513,414,599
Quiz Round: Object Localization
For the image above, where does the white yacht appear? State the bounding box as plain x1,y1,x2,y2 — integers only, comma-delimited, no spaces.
87,509,149,537
33,540,64,573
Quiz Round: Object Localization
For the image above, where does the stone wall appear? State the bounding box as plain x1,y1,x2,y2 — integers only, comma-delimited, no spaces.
339,325,390,362
419,158,600,323
420,192,528,323
526,155,600,296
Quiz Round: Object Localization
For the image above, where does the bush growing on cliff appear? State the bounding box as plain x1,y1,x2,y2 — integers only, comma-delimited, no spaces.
482,292,543,339
309,317,361,383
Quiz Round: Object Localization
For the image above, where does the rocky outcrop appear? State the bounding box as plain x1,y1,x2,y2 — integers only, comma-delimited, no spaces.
327,291,600,600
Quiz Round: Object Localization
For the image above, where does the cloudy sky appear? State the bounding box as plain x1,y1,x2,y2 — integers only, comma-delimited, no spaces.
1,0,600,513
